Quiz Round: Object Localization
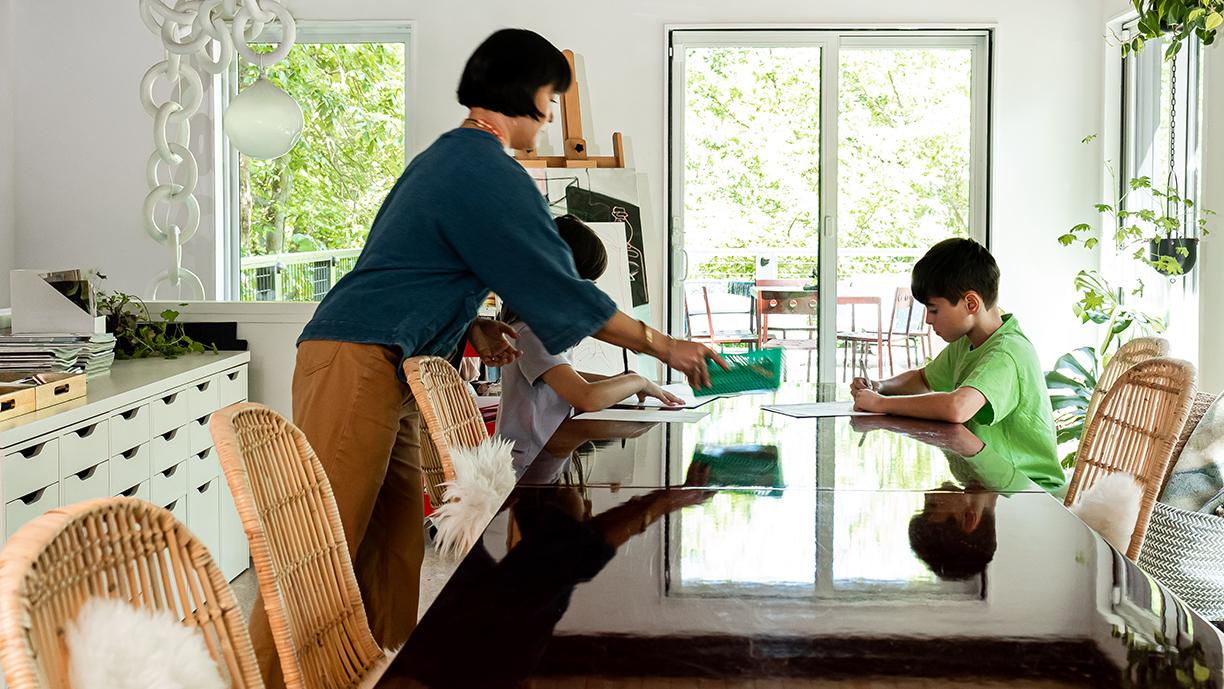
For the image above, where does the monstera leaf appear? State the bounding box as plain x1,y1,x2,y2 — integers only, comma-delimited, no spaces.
1046,346,1100,469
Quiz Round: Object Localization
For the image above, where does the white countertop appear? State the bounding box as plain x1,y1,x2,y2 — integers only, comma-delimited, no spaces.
0,351,251,448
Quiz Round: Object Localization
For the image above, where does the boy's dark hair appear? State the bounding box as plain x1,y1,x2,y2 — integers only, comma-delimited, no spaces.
911,238,1000,308
457,29,572,120
908,508,997,581
555,215,608,282
501,216,606,325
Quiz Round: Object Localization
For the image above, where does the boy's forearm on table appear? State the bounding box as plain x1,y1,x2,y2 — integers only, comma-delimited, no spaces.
879,369,931,396
877,391,977,424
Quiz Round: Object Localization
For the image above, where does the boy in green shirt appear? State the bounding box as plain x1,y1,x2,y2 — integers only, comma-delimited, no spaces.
850,238,1065,491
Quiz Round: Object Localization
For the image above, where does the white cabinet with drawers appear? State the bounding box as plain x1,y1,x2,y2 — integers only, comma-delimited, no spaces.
0,352,251,581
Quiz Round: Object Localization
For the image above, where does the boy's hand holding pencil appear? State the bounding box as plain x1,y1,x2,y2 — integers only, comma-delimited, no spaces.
850,359,880,393
850,359,887,413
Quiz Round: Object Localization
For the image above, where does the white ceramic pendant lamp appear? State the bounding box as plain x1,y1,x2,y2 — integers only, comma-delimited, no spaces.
223,0,303,160
224,75,304,160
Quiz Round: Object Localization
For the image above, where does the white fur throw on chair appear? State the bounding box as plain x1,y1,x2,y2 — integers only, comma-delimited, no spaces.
1070,472,1144,552
66,597,227,689
430,435,517,559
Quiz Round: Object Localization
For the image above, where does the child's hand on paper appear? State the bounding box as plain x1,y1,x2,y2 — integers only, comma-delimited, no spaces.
637,381,686,407
851,386,887,413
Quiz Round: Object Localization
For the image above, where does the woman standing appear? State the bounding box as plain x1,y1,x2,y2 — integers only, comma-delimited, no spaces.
248,28,724,687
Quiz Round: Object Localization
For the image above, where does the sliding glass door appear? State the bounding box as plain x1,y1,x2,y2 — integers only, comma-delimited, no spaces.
668,30,989,386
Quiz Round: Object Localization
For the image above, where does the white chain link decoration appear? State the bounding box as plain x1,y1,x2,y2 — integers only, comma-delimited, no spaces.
139,0,296,299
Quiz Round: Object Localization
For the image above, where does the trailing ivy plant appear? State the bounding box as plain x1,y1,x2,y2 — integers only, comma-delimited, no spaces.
1122,0,1223,60
93,280,216,360
1059,136,1214,277
1060,175,1214,277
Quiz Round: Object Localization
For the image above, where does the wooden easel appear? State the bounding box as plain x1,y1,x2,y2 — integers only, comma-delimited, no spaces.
515,50,625,169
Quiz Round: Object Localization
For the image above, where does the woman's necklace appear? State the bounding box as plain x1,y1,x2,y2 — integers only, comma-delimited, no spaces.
462,117,508,148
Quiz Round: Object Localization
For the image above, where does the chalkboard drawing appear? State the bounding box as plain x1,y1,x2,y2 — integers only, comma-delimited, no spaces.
565,185,649,307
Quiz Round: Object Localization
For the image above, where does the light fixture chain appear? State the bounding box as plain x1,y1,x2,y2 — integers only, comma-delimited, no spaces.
138,0,297,299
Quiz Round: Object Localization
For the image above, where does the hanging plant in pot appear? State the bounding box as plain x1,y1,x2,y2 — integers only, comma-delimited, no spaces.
1064,35,1215,282
1144,174,1209,276
1061,174,1213,279
1122,0,1223,59
1150,235,1199,275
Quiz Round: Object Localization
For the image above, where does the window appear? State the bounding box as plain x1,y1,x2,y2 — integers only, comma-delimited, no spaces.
1115,25,1203,360
221,23,411,301
668,30,989,385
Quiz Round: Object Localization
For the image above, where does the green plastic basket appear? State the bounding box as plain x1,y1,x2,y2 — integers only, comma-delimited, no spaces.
692,443,783,492
700,348,784,396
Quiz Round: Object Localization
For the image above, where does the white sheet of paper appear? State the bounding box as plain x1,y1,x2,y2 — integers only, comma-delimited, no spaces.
762,402,884,418
614,383,719,410
572,407,711,423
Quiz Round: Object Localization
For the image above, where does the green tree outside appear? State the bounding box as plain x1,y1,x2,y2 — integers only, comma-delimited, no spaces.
238,42,405,300
683,46,972,281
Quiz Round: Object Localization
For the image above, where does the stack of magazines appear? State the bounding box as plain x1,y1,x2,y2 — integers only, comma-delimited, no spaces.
0,331,117,377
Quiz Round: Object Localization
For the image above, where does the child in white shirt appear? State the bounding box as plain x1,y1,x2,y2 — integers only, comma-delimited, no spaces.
496,215,683,464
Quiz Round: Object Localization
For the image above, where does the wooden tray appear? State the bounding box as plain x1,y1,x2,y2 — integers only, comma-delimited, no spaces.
0,372,87,418
0,385,37,423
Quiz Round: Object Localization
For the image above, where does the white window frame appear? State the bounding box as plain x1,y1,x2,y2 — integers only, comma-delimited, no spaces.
218,21,415,301
666,28,991,384
1103,16,1204,365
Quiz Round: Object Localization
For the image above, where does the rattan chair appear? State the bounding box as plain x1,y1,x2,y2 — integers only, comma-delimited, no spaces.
0,497,262,689
1064,357,1196,560
1083,336,1170,428
211,403,384,689
404,356,490,506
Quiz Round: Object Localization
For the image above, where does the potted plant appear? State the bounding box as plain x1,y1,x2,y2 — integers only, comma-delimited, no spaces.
1121,0,1223,60
1060,171,1213,279
90,273,215,360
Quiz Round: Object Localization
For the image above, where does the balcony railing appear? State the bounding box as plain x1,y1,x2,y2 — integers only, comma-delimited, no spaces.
238,246,925,302
239,249,362,302
685,247,925,282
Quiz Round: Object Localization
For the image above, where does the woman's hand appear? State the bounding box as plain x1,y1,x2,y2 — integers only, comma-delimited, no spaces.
637,381,686,406
468,319,522,367
658,462,717,509
666,340,728,390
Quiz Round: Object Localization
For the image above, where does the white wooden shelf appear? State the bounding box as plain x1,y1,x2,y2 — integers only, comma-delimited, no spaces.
0,352,252,581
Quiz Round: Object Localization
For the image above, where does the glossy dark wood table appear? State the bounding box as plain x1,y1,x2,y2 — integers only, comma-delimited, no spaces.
375,387,1224,689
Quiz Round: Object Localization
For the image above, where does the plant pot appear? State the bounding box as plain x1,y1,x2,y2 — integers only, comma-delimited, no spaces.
1149,237,1199,275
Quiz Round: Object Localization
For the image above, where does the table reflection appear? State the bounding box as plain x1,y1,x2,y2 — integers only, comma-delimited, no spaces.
380,386,1218,688
385,476,1223,688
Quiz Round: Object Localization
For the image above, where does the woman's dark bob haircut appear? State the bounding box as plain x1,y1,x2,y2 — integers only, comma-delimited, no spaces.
457,29,572,120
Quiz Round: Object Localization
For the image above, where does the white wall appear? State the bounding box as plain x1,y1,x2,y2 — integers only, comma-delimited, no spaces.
0,0,14,308
8,0,1105,368
1199,47,1224,394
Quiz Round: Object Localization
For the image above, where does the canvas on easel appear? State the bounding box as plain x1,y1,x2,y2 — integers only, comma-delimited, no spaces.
565,185,648,307
526,167,650,308
570,221,634,377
